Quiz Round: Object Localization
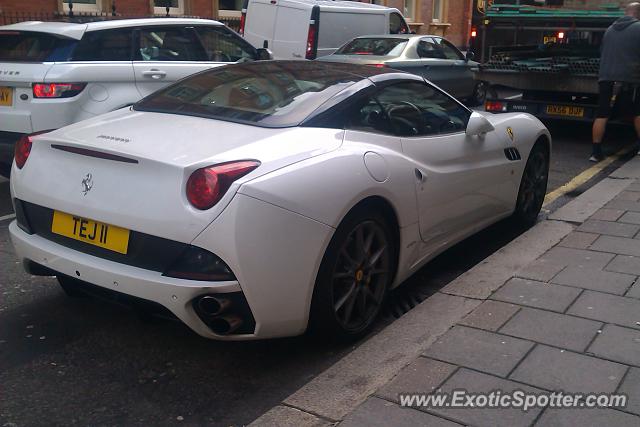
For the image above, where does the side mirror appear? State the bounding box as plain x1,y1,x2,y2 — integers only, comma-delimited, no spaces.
256,48,273,61
465,51,475,61
466,111,494,136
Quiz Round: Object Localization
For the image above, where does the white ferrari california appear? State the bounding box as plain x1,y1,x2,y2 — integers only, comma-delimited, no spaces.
9,61,550,341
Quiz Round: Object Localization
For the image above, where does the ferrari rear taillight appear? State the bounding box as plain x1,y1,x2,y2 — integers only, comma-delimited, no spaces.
186,160,260,210
14,130,50,169
33,83,86,98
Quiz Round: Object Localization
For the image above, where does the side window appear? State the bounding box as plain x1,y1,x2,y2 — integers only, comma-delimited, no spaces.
136,27,207,61
416,38,445,59
195,26,256,62
376,82,471,137
432,38,463,60
389,12,409,35
71,29,133,61
348,97,392,134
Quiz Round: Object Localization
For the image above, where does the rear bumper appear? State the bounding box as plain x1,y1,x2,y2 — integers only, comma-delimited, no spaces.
9,220,257,340
9,193,335,340
486,97,634,124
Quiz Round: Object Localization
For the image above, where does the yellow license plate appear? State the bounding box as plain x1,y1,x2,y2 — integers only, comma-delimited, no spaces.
546,105,584,117
0,87,12,107
51,211,130,254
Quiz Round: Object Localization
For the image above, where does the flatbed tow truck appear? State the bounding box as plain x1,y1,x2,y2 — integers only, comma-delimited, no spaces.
474,4,626,122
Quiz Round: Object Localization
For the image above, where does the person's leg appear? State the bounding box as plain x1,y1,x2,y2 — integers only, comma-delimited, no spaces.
591,118,608,161
591,81,614,162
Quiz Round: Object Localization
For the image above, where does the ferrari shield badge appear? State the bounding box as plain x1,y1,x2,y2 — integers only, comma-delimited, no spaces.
506,127,514,142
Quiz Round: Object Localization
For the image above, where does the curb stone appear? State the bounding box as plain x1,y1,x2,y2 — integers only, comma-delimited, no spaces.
250,160,635,426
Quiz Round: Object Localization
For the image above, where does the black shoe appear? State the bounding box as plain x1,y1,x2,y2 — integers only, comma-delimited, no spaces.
589,153,604,162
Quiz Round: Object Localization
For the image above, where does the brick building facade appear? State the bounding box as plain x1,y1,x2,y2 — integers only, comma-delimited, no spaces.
0,0,475,48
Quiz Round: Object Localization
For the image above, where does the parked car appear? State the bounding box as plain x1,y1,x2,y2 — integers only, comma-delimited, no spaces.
318,35,487,106
9,61,550,341
240,0,409,60
0,18,270,177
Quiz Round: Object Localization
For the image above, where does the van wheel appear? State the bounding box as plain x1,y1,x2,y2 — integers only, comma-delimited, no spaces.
309,208,395,341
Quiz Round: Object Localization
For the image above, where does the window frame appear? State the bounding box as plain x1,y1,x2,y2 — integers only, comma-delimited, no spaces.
192,25,258,62
389,12,410,35
432,0,447,23
133,26,209,62
152,0,185,15
69,28,135,62
432,36,464,61
62,0,103,13
416,37,445,59
403,0,416,22
345,79,471,138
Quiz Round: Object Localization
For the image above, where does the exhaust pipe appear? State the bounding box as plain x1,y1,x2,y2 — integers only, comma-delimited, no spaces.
197,295,231,316
209,315,244,335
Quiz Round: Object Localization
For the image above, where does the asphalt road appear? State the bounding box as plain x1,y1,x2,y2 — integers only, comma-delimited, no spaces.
0,121,637,426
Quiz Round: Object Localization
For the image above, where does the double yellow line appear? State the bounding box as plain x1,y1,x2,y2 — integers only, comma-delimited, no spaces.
543,146,633,208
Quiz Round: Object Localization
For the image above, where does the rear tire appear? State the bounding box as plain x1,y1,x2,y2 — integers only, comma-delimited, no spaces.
512,142,549,227
309,207,396,341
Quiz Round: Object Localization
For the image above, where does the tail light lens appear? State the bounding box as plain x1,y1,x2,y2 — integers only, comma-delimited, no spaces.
33,83,86,99
239,10,246,36
485,101,507,112
186,160,260,210
367,63,386,68
14,130,51,169
305,22,318,59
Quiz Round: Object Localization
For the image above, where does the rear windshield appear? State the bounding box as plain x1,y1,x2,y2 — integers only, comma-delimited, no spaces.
0,31,76,62
336,38,408,56
134,61,362,127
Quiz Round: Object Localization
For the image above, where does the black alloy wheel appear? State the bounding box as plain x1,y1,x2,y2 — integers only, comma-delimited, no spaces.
310,209,395,340
513,142,549,227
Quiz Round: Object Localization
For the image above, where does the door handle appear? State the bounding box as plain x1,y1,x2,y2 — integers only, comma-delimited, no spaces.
423,65,430,69
142,69,167,79
414,168,427,182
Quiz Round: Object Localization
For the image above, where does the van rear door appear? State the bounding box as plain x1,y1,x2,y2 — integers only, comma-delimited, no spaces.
244,0,278,50
317,10,385,58
272,1,313,59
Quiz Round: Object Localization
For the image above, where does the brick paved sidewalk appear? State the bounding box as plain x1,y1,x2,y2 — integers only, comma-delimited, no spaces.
338,183,640,426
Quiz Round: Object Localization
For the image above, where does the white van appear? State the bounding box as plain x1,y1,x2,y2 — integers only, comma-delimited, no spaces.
240,0,410,60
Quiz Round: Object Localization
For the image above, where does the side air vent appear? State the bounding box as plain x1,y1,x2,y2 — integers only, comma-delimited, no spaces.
504,147,522,161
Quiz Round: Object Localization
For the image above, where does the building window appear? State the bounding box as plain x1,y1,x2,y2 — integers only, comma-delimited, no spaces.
218,0,243,18
153,0,184,15
62,0,103,13
432,0,446,23
404,0,415,21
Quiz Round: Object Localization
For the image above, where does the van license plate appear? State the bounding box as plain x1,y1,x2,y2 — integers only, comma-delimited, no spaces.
545,105,584,117
51,210,130,254
0,87,12,107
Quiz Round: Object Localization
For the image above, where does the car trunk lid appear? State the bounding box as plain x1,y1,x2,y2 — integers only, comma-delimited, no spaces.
12,109,344,244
